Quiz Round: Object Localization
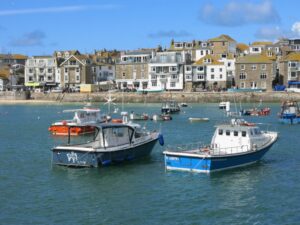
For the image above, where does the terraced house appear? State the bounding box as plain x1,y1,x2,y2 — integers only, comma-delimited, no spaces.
148,51,189,91
278,52,300,87
235,52,276,91
115,50,152,90
58,53,93,88
208,34,237,57
185,55,228,91
25,56,56,89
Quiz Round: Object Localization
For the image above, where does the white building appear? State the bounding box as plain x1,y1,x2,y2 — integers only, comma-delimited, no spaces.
25,56,56,89
148,51,190,91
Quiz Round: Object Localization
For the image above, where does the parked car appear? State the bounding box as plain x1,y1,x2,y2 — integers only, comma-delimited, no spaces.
51,87,63,93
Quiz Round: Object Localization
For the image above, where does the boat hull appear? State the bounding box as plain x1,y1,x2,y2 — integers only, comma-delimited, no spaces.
52,139,158,167
164,144,275,173
48,125,96,136
279,117,300,125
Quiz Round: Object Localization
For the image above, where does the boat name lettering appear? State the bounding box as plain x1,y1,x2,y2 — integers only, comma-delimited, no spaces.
67,152,78,163
167,156,179,161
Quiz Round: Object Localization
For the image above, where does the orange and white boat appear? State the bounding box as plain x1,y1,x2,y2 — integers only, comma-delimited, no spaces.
49,107,110,136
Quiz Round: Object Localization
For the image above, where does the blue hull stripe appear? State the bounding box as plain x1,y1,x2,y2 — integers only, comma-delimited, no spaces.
164,144,275,173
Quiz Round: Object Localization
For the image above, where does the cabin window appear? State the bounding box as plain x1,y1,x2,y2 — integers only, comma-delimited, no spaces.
234,131,238,136
226,130,230,136
218,129,223,135
103,127,131,147
242,131,247,137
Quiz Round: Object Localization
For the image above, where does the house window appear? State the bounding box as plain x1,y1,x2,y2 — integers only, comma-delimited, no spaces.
261,64,266,70
122,72,126,77
76,75,80,81
151,67,156,72
260,73,267,79
239,72,247,80
47,76,52,81
240,64,245,70
151,81,157,86
289,62,297,68
240,82,245,88
228,62,231,67
29,68,33,73
186,66,191,71
76,67,80,73
197,74,204,80
234,131,238,136
242,131,247,137
171,75,178,79
47,68,52,73
39,68,44,73
65,75,68,82
65,68,68,73
290,71,297,78
92,67,96,73
70,60,76,65
197,66,204,71
219,68,222,72
251,64,257,70
226,130,230,136
29,76,33,81
211,68,214,72
211,74,215,79
220,74,223,79
171,66,177,72
170,82,176,87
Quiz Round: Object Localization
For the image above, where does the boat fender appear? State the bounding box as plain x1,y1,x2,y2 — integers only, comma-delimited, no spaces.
158,134,164,146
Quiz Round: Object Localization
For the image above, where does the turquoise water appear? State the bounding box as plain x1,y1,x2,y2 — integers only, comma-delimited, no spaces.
0,103,300,225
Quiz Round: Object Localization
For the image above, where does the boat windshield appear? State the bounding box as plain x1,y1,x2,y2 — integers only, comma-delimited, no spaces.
102,127,133,147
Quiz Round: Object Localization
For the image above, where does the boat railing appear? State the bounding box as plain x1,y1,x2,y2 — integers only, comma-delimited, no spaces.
210,145,250,156
166,142,205,152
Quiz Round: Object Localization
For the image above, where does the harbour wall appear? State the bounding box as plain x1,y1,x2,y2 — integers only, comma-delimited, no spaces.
0,91,30,100
30,91,300,103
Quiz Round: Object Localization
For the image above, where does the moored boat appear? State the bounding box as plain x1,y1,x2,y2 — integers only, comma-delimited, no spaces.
129,112,149,120
48,107,110,136
51,123,164,167
180,103,188,107
219,101,229,109
152,114,172,121
163,118,278,173
161,100,180,114
241,107,271,116
278,100,300,124
188,117,209,122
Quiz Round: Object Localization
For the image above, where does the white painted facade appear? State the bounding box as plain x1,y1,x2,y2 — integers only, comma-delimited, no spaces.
195,49,212,61
93,65,115,83
25,56,56,86
148,52,187,91
206,64,226,83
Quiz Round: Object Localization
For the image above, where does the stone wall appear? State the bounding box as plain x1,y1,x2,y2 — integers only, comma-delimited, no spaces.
31,91,300,103
0,91,30,100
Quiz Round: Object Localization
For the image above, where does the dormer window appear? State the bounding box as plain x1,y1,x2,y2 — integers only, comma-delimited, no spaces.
218,129,223,135
226,130,230,136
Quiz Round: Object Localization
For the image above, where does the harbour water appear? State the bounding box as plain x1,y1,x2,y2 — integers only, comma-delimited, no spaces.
1,103,300,224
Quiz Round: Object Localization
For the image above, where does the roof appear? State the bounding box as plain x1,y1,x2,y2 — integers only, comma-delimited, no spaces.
193,55,224,65
209,34,236,42
0,54,27,60
236,43,249,51
281,52,300,62
251,41,273,46
0,66,10,79
236,54,275,63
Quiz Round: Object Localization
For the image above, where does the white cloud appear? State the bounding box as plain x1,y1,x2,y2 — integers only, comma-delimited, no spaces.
199,0,280,27
291,22,300,36
255,26,284,40
0,4,119,16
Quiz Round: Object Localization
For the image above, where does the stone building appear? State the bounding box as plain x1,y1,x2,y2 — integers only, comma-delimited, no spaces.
235,52,276,91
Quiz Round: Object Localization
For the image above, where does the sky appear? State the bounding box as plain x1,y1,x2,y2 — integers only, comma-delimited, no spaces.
0,0,300,56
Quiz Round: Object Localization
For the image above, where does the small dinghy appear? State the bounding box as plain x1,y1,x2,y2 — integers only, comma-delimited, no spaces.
188,117,209,122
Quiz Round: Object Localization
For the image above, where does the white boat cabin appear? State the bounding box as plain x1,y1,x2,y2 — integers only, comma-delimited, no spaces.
63,108,105,124
211,119,270,154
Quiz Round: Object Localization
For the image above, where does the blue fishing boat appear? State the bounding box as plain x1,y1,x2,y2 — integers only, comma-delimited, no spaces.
163,119,278,173
52,123,164,167
278,100,300,124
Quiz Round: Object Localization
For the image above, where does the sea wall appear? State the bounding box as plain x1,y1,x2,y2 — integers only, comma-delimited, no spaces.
31,91,300,103
0,91,30,100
